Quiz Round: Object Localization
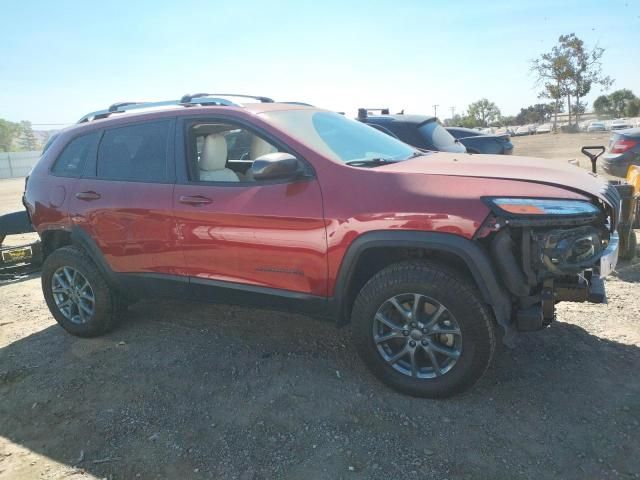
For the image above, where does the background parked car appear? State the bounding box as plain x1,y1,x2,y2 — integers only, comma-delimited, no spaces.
446,127,513,154
601,127,640,177
587,121,606,132
356,109,466,153
610,119,633,130
513,125,531,136
535,123,552,134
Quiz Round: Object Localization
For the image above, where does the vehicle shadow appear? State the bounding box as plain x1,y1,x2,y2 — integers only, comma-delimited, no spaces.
1,300,639,479
614,257,640,283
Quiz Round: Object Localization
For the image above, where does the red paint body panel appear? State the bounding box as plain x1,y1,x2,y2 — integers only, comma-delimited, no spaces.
69,179,181,274
173,179,327,295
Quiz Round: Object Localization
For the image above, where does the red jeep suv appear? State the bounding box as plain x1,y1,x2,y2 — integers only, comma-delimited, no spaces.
23,94,620,398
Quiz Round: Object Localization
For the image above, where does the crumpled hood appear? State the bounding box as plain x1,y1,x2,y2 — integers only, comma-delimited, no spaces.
380,152,612,205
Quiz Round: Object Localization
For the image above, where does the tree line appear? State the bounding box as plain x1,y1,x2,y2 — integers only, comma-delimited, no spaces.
0,119,41,152
446,33,635,130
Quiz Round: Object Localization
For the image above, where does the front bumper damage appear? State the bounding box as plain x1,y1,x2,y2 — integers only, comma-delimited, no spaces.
483,196,620,333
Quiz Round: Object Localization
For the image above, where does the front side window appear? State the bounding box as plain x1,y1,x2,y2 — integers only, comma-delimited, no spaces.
261,110,416,164
187,122,282,182
51,132,100,177
97,121,170,182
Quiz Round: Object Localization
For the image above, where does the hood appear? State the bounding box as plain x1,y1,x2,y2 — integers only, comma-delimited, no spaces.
379,152,612,205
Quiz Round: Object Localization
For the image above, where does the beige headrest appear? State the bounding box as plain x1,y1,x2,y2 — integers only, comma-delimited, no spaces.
200,134,228,171
250,135,277,159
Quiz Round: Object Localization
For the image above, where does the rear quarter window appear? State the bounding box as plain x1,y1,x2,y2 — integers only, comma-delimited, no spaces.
51,132,100,177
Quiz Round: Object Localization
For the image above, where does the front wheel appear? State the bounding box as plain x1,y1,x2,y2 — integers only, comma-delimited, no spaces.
351,261,496,398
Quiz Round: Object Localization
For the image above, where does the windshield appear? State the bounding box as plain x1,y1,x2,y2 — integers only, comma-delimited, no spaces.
261,110,416,163
418,121,466,152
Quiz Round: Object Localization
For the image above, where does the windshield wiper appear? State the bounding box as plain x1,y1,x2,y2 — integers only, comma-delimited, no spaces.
405,151,424,160
345,158,397,167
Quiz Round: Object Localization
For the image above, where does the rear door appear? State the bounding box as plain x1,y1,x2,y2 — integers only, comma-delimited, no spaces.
69,119,183,276
172,116,328,298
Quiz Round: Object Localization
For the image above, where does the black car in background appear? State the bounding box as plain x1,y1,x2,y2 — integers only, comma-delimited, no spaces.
602,127,640,177
446,127,514,155
356,109,466,153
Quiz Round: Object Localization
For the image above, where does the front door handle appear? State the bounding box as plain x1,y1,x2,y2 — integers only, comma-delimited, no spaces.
179,195,213,206
75,191,101,201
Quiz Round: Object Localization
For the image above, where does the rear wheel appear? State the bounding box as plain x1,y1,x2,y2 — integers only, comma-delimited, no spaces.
42,245,123,337
351,261,496,398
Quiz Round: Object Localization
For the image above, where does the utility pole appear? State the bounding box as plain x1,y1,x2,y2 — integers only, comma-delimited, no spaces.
450,106,455,118
433,104,439,117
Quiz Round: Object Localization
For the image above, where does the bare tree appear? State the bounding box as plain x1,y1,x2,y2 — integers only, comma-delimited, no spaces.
532,34,613,128
531,45,571,129
19,121,38,151
558,34,613,125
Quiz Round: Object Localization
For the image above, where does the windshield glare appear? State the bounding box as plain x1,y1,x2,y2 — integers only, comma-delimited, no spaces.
262,110,416,163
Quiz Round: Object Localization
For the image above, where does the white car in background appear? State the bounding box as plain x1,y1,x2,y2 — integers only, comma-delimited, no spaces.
587,121,606,132
513,125,531,136
536,123,552,134
610,119,633,130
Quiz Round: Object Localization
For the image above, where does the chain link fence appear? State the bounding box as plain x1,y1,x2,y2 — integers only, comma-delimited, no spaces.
0,151,41,179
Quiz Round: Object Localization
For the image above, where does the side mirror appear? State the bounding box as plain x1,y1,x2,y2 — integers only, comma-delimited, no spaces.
251,153,301,181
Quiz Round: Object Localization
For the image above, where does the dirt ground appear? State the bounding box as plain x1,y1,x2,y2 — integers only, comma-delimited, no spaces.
1,136,639,479
511,131,614,177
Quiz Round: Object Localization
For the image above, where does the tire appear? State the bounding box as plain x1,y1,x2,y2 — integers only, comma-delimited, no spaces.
351,261,496,398
41,245,123,337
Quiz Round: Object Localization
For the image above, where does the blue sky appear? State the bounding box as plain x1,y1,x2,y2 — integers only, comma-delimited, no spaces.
1,0,638,127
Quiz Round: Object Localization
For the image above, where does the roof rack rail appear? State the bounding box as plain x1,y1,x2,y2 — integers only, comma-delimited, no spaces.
77,93,274,123
77,96,239,123
78,100,180,123
357,108,390,120
108,101,144,112
280,101,315,107
180,93,274,103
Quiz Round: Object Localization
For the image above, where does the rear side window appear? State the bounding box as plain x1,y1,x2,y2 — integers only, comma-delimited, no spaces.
418,121,466,153
51,132,100,177
97,121,171,182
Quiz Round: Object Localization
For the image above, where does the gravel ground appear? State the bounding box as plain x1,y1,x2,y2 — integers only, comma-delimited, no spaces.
1,136,639,479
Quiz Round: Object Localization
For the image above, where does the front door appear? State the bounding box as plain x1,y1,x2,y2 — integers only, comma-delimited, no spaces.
172,117,328,298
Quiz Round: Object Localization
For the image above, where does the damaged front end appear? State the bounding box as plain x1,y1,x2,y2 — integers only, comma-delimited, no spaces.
478,188,620,332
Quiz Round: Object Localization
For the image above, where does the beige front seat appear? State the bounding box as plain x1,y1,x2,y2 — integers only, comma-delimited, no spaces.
250,135,277,159
199,134,240,182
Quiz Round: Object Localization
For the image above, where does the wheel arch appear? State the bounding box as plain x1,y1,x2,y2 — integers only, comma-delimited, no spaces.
330,231,513,337
41,229,73,259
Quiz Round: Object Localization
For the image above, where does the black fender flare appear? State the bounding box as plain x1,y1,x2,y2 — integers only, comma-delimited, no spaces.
69,226,123,290
331,231,514,340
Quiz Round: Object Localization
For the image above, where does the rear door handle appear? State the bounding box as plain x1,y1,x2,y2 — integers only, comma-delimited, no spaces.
75,191,101,201
179,195,213,206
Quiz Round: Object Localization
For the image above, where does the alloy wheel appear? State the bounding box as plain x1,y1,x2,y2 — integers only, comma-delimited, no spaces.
373,293,462,379
51,266,96,324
